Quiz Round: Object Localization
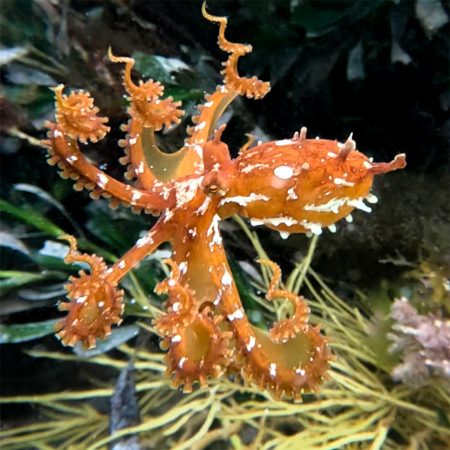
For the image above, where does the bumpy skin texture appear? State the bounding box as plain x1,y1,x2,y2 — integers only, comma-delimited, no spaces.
42,3,406,399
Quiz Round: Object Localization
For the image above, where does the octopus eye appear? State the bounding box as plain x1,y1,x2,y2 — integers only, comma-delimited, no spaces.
206,184,219,193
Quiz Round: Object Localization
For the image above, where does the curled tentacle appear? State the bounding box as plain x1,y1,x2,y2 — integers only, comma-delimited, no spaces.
153,259,197,335
220,258,331,398
52,85,110,144
240,324,332,399
108,48,184,130
108,49,163,101
130,96,184,131
56,235,124,349
202,2,270,99
258,259,310,342
162,306,234,392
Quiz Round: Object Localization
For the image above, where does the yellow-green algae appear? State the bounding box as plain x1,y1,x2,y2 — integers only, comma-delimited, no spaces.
1,222,449,450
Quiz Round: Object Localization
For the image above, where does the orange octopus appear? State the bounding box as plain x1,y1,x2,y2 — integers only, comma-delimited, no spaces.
42,4,406,398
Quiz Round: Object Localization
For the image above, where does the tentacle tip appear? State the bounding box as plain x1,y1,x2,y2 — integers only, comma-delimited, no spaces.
370,153,407,174
337,133,356,160
50,84,64,95
213,123,227,143
392,153,407,169
107,46,114,60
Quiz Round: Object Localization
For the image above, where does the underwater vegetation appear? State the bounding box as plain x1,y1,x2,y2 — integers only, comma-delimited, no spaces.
1,0,449,449
1,230,449,449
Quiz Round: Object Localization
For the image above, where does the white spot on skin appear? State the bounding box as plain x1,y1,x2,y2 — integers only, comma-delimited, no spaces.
53,129,63,138
67,155,78,163
207,214,222,251
301,221,322,235
227,309,244,321
178,357,187,369
128,136,137,145
327,152,338,158
168,279,176,287
220,193,269,207
269,363,277,378
195,121,206,131
131,190,142,202
241,163,268,174
203,101,214,108
221,271,232,286
301,162,310,170
138,162,145,174
188,228,197,238
275,139,294,146
304,197,348,214
97,173,109,188
136,232,154,248
175,177,204,208
118,260,126,269
246,336,256,352
295,368,306,376
213,291,222,305
274,165,294,180
171,335,182,343
76,296,87,304
287,187,298,200
179,261,188,275
161,186,171,201
363,161,372,169
193,144,203,158
172,302,181,312
334,177,355,187
261,216,299,227
196,196,211,215
305,195,374,215
98,301,105,308
163,209,174,223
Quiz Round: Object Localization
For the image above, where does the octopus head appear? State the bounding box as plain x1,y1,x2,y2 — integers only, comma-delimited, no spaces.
219,129,406,236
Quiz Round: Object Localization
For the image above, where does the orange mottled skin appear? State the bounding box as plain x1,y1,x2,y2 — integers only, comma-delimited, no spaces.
42,3,405,399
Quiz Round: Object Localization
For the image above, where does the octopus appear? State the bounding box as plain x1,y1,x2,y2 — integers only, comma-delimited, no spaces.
42,3,406,399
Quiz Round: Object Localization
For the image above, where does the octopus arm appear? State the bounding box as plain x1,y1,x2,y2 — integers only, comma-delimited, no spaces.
153,259,234,392
120,120,203,186
44,85,174,213
176,3,272,171
220,265,331,399
201,2,271,100
258,260,310,342
56,222,169,349
156,205,331,398
109,50,203,186
44,123,168,214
